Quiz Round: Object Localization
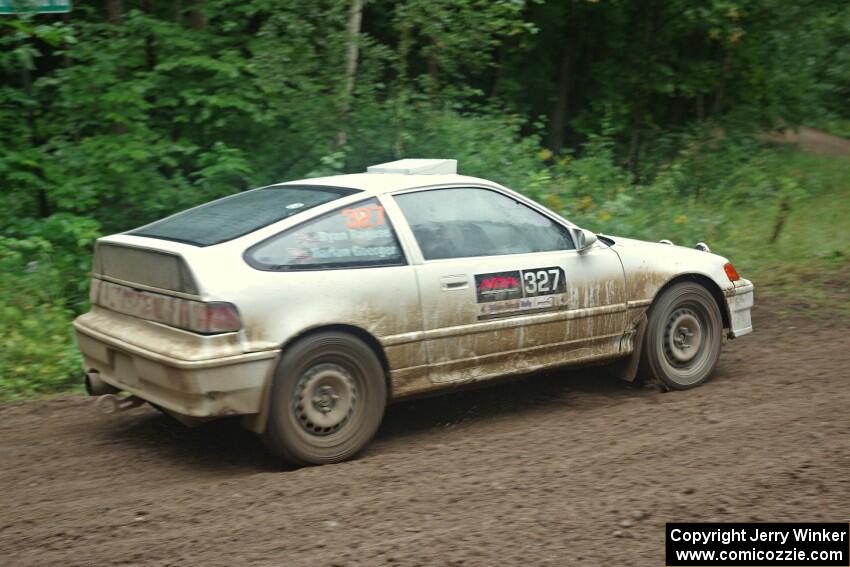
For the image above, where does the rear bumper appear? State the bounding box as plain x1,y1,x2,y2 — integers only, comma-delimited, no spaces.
725,278,754,338
74,307,278,418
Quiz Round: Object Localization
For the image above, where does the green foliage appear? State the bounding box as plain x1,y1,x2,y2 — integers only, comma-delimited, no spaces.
549,133,804,247
0,235,84,399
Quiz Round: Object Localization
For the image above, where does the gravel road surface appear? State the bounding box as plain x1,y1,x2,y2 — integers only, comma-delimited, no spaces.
1,300,848,566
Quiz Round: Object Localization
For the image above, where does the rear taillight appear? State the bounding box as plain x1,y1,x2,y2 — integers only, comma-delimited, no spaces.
91,278,242,334
723,262,741,282
187,302,242,334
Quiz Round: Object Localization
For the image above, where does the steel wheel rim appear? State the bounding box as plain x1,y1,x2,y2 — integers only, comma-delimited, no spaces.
664,308,704,365
294,363,357,437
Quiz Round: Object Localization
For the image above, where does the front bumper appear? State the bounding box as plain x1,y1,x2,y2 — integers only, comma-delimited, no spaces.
725,278,754,338
74,307,278,418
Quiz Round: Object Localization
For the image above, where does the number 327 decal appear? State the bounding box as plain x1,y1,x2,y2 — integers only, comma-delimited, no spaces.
475,266,566,303
523,268,562,296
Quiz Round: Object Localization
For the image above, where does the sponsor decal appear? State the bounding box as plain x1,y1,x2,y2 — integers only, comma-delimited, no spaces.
475,271,523,303
475,266,566,319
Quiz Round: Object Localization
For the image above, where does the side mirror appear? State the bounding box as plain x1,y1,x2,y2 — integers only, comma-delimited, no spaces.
568,227,598,253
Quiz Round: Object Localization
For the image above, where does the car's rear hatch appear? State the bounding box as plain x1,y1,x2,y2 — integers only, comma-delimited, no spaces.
77,236,246,368
88,236,248,337
93,241,200,296
75,237,272,417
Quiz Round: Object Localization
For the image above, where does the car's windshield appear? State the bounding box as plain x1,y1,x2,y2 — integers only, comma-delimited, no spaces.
129,185,359,246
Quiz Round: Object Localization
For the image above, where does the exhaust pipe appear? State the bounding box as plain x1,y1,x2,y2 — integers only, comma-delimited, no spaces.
85,370,120,396
96,394,144,414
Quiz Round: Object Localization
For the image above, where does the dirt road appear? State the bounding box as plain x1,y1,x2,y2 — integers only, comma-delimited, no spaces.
1,300,849,566
762,126,850,156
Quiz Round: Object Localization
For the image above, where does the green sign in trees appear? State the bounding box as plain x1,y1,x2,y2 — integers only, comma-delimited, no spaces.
0,0,70,14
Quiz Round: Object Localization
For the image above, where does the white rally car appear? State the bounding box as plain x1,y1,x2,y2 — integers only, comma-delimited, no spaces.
74,159,754,465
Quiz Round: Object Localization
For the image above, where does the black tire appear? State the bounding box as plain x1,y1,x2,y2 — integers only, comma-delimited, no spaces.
263,331,387,466
642,282,723,390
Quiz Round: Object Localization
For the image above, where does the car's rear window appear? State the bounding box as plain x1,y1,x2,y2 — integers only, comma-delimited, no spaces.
129,185,359,246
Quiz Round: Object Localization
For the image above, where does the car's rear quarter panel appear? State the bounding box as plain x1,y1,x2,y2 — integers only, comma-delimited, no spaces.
198,256,429,394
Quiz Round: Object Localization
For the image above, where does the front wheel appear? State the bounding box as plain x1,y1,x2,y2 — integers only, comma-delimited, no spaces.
642,282,723,390
264,331,387,466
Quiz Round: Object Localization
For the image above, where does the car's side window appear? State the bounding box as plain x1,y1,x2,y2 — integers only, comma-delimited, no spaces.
393,187,575,260
246,198,406,270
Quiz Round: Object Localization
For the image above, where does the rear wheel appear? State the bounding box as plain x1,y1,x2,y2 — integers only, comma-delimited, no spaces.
642,282,723,390
264,331,387,466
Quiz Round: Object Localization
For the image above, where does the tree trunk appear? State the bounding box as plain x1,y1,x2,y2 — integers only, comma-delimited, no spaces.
189,0,206,30
546,4,578,155
546,43,572,155
770,196,791,244
489,43,506,98
336,0,363,148
628,1,658,182
105,0,127,135
668,96,684,126
105,0,123,25
713,49,731,117
394,22,412,158
62,12,73,68
143,0,156,70
627,118,642,179
426,52,439,98
37,182,51,219
21,65,50,218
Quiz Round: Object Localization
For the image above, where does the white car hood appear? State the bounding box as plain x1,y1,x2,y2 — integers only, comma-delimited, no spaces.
605,234,729,264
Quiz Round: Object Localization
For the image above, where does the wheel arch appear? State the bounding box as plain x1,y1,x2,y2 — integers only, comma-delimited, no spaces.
282,323,392,393
243,323,393,435
615,272,729,384
652,273,730,329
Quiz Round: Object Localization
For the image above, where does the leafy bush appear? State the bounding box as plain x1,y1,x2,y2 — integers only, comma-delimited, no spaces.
532,129,809,261
0,235,84,399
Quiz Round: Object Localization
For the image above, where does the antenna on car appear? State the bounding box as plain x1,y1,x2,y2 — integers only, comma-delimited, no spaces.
366,159,457,175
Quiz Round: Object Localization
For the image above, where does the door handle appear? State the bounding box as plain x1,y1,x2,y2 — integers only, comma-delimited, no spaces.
440,275,469,291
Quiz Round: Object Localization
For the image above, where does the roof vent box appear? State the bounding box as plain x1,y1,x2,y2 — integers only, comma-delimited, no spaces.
367,159,457,175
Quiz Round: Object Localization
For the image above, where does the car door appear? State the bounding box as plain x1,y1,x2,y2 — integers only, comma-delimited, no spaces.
389,186,627,384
